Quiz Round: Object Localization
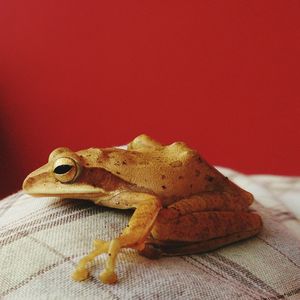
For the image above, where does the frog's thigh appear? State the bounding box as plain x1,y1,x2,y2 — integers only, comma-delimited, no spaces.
140,209,262,258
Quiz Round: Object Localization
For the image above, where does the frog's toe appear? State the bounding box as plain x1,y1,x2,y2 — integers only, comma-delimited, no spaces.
72,240,109,282
72,268,89,281
93,239,106,247
99,270,118,284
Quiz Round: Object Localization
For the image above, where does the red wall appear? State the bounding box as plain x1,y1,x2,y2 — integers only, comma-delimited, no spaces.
1,1,300,197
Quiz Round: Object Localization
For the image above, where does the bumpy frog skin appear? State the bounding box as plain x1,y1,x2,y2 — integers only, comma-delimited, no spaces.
23,134,262,284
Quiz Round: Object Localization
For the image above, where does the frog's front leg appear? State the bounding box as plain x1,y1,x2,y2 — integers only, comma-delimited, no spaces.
139,194,262,258
72,193,161,284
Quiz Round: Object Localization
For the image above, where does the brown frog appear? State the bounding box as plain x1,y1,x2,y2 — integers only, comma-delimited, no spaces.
23,134,262,284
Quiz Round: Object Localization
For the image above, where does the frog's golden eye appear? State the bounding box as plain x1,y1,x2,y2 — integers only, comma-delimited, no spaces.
53,157,79,183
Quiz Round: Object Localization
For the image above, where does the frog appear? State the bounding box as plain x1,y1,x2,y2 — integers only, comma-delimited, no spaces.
22,134,262,284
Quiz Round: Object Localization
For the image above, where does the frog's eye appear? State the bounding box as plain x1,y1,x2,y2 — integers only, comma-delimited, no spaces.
53,157,79,183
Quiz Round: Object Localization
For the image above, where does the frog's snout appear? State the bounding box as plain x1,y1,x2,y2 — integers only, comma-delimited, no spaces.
22,176,33,192
22,163,51,195
22,172,44,195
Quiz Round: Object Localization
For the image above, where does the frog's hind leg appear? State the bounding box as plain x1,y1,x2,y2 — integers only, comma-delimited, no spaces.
140,225,261,258
139,206,262,259
72,193,161,284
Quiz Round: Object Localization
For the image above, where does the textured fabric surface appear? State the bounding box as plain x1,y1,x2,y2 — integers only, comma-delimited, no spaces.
0,168,300,299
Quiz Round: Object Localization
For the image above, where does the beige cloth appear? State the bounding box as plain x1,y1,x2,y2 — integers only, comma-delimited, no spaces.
0,168,300,299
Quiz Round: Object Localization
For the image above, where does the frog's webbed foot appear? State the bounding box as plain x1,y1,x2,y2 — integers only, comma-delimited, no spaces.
72,240,107,281
72,237,134,284
72,194,161,284
72,239,118,283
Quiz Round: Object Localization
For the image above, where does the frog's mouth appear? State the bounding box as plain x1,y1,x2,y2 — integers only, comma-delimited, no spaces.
22,164,111,199
23,178,110,199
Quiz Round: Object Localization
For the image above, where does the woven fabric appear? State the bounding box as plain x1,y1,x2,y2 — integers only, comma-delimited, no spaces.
1,168,300,300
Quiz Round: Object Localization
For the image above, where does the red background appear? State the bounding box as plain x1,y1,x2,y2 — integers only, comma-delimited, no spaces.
0,1,300,197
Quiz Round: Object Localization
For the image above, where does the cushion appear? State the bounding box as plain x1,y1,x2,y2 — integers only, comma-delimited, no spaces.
1,168,299,299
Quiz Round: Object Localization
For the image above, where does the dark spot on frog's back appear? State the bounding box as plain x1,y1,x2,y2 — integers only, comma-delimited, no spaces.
205,175,214,182
170,160,182,168
162,185,167,190
195,169,200,177
161,175,166,179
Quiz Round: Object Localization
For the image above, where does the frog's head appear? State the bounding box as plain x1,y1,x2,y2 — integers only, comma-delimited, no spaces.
22,147,123,199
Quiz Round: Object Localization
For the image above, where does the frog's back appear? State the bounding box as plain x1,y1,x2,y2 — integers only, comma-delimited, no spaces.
83,139,230,201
